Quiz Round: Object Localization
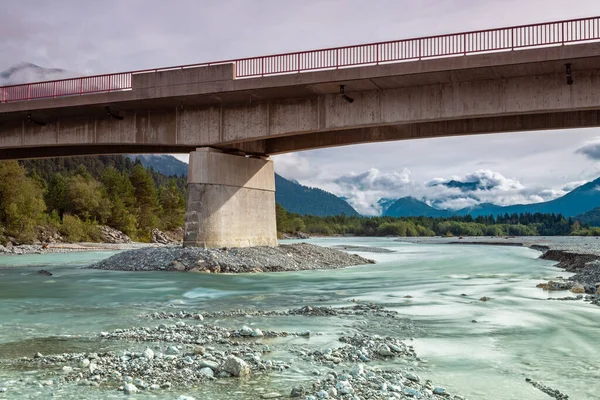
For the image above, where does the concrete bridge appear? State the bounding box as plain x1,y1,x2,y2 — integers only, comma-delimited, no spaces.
1,16,600,248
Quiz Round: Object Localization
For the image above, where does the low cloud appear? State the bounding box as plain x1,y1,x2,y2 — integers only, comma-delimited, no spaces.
576,138,600,160
315,168,570,215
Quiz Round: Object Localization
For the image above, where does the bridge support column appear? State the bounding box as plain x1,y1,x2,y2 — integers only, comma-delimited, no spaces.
183,148,278,248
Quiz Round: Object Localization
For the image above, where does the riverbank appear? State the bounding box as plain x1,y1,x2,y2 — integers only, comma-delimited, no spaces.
87,243,374,273
0,242,162,256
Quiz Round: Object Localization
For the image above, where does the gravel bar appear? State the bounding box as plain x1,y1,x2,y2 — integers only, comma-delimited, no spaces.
87,243,374,273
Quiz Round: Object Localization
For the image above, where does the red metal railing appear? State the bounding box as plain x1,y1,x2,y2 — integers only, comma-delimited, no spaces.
1,16,599,104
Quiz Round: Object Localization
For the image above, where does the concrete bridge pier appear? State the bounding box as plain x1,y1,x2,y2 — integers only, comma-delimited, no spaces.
183,148,278,248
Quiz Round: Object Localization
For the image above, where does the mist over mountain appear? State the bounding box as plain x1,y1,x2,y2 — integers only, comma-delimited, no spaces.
0,62,77,85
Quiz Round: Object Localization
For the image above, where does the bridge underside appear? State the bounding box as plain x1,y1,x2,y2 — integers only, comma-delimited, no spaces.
1,109,599,160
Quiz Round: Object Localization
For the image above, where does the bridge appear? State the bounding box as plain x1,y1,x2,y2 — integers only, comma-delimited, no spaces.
1,16,600,248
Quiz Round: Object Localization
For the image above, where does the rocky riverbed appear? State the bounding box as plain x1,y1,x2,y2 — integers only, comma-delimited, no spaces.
87,243,374,273
0,303,466,400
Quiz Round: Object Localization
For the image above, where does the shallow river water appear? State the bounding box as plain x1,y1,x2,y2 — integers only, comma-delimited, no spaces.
0,238,599,399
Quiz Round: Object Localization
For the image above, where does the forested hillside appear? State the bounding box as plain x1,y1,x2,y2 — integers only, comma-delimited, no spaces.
0,156,186,244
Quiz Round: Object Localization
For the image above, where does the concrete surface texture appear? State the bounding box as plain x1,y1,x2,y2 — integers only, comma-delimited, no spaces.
183,148,277,248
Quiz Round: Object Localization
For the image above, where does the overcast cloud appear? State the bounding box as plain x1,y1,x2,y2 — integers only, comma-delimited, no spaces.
2,0,600,215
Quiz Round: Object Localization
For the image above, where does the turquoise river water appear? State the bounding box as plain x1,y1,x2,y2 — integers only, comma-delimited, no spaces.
0,238,599,399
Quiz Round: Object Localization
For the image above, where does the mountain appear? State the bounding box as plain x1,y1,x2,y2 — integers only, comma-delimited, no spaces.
380,177,600,218
128,154,188,177
129,154,358,217
0,62,75,85
574,207,600,226
383,197,450,218
274,174,359,216
457,177,600,217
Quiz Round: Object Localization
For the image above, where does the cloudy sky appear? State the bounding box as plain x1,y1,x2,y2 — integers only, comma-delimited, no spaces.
2,0,600,214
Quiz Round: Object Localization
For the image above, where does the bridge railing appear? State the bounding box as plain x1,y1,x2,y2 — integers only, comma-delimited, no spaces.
1,16,599,103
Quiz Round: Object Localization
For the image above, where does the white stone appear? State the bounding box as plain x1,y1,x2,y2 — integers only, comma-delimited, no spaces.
165,345,180,355
261,393,282,399
240,325,254,336
316,390,330,399
221,355,250,376
433,387,446,395
404,371,420,382
176,321,186,327
252,328,264,337
80,358,90,368
403,387,422,397
176,396,196,400
199,367,214,378
335,380,354,395
350,363,364,376
142,347,154,360
123,383,138,395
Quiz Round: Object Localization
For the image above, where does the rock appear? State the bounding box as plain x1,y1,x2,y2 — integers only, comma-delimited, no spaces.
38,269,52,276
165,345,180,355
40,379,53,386
403,387,422,397
433,387,447,395
198,360,219,370
239,325,254,336
34,352,43,358
142,347,154,360
80,358,90,368
61,366,73,373
479,296,490,301
176,396,196,400
261,393,282,399
290,386,305,397
299,330,311,337
571,283,585,293
316,390,330,399
350,363,364,376
376,344,394,356
151,228,176,245
123,383,138,394
252,328,264,337
335,380,354,395
199,367,214,378
98,225,132,244
405,371,420,382
175,321,186,327
221,355,250,377
0,388,6,393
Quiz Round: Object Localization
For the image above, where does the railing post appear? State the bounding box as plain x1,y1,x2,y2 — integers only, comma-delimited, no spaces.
562,22,565,45
335,49,339,69
27,84,30,101
79,79,83,95
511,28,515,50
53,81,57,98
463,34,466,55
261,57,265,77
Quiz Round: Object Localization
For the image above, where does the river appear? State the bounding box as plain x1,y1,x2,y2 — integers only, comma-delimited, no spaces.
0,238,598,399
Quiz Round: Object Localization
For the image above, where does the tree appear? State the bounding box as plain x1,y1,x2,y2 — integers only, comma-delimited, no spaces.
0,161,46,242
159,179,185,231
130,163,160,239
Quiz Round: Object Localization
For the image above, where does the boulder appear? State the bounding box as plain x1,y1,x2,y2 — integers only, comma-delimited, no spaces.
221,355,250,377
99,226,132,244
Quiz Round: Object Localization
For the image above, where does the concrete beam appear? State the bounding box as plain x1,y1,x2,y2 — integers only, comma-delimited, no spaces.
262,110,600,154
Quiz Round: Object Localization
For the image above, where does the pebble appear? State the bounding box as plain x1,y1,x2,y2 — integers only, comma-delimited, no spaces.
123,383,138,394
261,393,282,399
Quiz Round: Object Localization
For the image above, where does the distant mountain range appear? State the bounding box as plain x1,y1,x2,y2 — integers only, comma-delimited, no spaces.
131,154,359,217
383,177,600,219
